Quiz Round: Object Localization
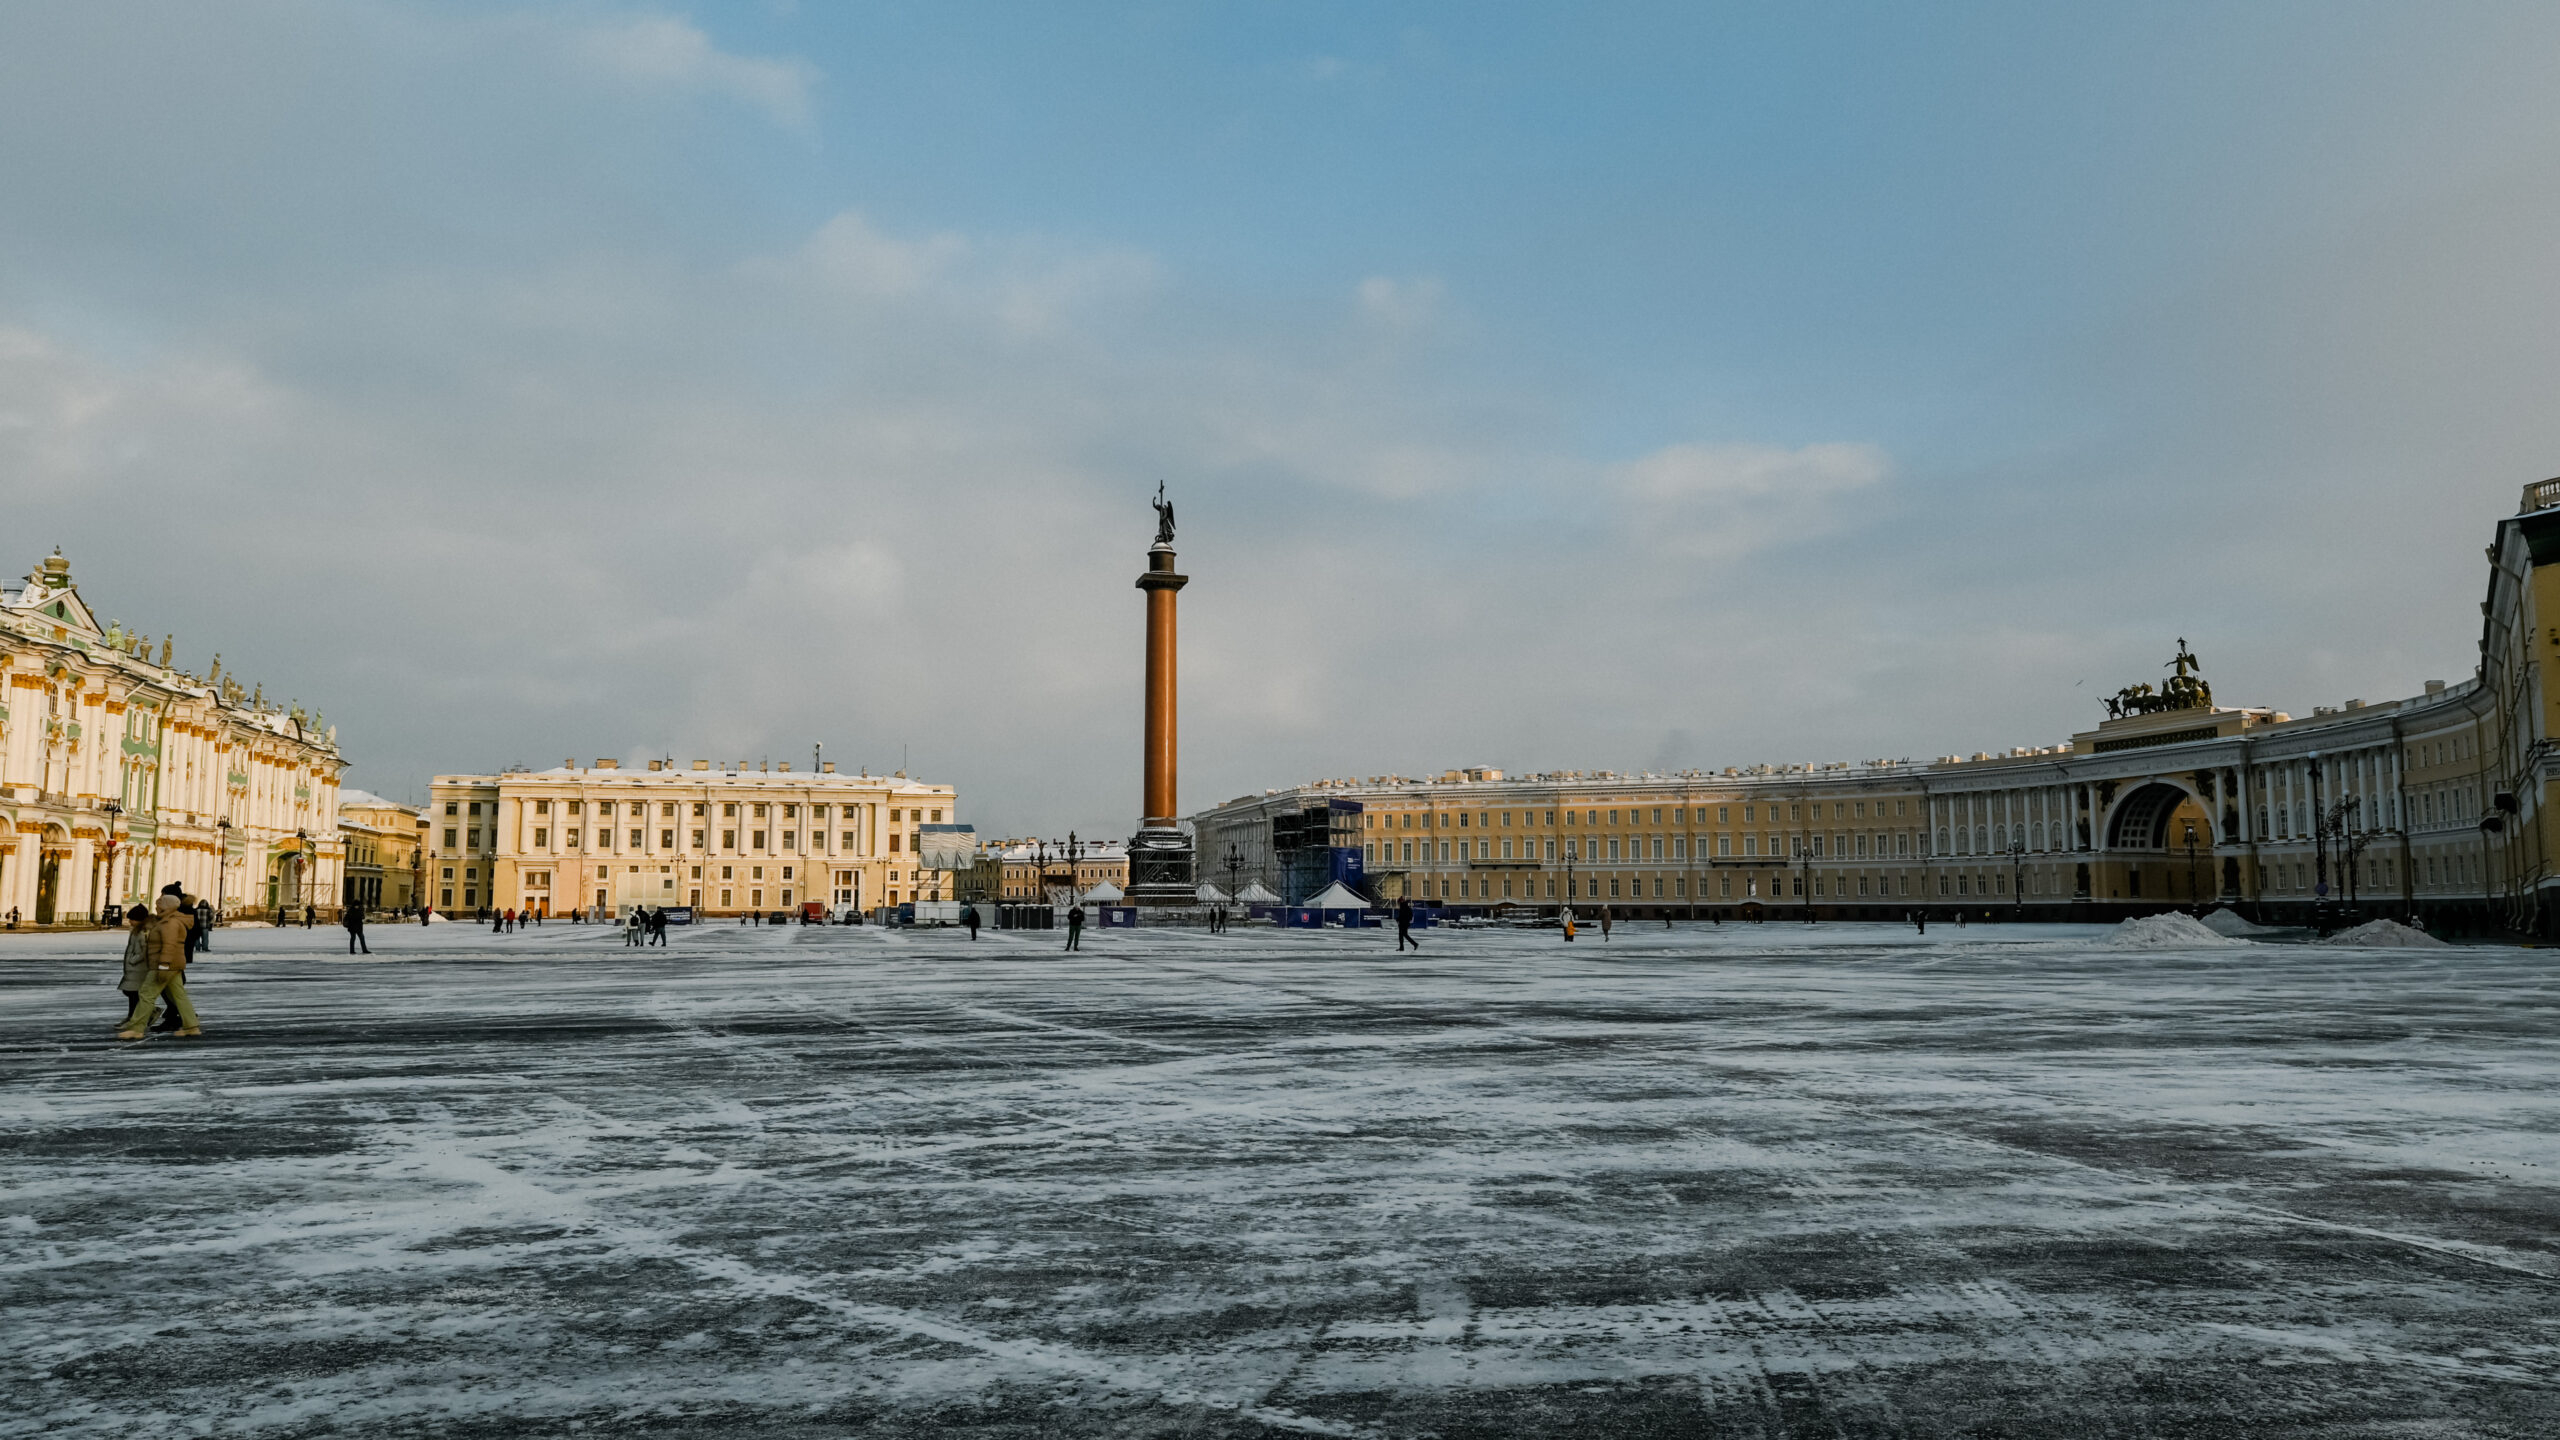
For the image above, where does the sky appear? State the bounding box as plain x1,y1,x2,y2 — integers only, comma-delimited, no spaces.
4,2,2558,838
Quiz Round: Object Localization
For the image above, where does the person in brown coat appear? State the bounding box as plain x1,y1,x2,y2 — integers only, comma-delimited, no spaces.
115,894,200,1039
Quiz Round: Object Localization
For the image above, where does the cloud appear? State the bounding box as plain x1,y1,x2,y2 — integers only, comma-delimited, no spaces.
1355,275,1446,334
1613,441,1891,559
565,13,818,129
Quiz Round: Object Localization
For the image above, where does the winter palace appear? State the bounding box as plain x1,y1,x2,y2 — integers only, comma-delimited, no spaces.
1196,483,2560,935
0,550,343,925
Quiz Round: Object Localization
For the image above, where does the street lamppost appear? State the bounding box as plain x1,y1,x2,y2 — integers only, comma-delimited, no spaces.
2183,820,2200,912
2307,752,2332,934
215,817,230,922
1797,831,1815,923
2010,838,2027,917
1223,842,1244,904
293,828,311,926
97,800,122,924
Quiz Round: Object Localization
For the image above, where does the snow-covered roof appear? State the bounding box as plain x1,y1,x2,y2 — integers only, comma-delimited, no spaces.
338,788,414,813
1303,881,1368,909
1194,882,1230,903
1235,881,1283,904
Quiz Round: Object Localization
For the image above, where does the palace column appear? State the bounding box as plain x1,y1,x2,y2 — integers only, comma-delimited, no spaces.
1128,535,1197,906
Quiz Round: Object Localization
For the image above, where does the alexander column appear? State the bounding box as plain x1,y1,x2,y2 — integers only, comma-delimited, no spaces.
1127,483,1197,906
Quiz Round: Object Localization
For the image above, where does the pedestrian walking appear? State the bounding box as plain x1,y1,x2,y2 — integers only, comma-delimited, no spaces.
964,904,980,941
194,897,214,953
115,894,201,1039
117,904,151,1027
345,901,370,956
1064,903,1084,952
420,905,432,927
623,909,641,947
1395,896,1418,951
1599,905,1612,941
303,903,315,929
1561,905,1577,940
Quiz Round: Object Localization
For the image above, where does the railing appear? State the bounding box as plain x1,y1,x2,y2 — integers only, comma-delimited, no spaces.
2522,478,2560,514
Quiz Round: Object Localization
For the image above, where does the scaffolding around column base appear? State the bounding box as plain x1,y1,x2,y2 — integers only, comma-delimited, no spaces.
1127,825,1197,907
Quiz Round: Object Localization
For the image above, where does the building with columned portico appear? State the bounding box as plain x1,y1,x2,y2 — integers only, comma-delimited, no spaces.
428,759,957,917
0,550,345,925
1196,486,2560,935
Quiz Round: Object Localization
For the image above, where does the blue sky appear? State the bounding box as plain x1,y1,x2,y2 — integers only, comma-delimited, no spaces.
3,2,2557,834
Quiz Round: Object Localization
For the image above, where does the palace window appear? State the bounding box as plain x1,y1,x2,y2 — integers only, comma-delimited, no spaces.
721,829,735,848
752,867,764,881
443,828,457,848
723,802,737,817
721,866,733,880
535,800,550,815
752,830,767,849
444,802,457,816
565,829,580,847
781,831,796,849
660,829,674,848
753,804,768,818
568,801,582,815
841,805,858,818
782,804,796,818
692,829,706,848
661,802,675,818
598,802,614,817
534,828,548,847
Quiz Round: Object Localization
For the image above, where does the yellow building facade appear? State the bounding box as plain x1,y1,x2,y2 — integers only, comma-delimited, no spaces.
427,759,957,917
1196,487,2560,935
0,551,344,925
337,790,424,912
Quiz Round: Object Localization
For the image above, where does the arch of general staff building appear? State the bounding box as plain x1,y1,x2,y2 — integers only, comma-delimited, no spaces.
0,550,345,928
1193,481,2560,936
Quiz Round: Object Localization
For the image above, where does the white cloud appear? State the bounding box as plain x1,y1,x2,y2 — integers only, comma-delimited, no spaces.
1613,441,1890,559
1355,275,1445,333
566,13,818,130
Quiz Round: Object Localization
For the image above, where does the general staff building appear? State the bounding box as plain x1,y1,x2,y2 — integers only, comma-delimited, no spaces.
1196,484,2560,936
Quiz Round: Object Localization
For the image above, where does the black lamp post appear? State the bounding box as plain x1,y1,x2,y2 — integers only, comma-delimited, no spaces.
2307,752,2332,934
2183,820,2199,911
97,800,122,924
1224,842,1243,902
215,817,230,921
2011,838,2028,916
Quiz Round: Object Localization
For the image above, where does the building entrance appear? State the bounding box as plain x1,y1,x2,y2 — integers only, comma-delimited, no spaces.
35,854,59,925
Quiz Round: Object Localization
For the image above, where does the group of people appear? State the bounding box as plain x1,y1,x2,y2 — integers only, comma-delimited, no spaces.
622,906,672,946
115,884,209,1039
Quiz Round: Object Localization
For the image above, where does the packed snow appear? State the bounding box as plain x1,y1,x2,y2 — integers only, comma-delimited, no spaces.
2104,910,2247,947
3,919,2553,1437
2326,917,2451,948
2199,906,2285,937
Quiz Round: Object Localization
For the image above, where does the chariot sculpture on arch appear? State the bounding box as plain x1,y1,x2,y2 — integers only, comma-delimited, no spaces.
2102,638,2214,720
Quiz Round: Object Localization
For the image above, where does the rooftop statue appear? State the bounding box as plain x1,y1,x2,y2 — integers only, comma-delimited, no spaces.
2104,640,2214,719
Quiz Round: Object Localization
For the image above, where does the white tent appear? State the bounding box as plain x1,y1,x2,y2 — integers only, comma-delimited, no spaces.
1077,880,1126,905
1236,881,1283,905
1195,881,1231,903
1302,881,1368,910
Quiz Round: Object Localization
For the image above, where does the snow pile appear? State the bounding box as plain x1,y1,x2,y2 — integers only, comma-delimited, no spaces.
2327,918,2449,948
2199,907,2282,937
2105,912,2246,949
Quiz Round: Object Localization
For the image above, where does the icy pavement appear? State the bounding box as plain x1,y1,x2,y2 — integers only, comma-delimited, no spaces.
3,920,2556,1438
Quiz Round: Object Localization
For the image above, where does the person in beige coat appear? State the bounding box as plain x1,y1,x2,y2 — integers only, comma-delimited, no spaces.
114,894,200,1039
